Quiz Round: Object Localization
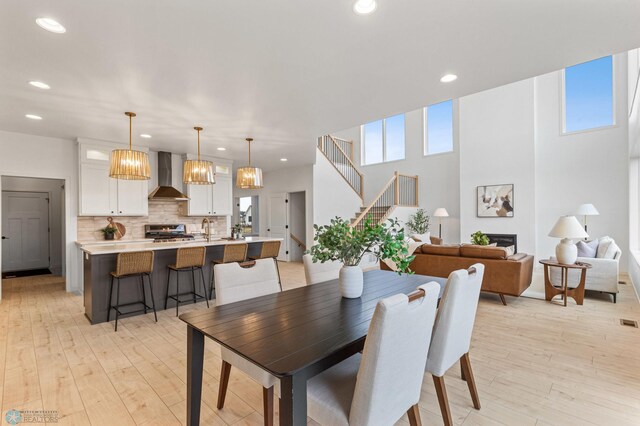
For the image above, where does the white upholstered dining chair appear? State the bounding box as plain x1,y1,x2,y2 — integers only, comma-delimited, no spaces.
306,281,440,425
214,258,281,425
426,263,485,426
302,253,343,285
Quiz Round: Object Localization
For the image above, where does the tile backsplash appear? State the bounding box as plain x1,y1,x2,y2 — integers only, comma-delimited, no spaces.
77,201,229,242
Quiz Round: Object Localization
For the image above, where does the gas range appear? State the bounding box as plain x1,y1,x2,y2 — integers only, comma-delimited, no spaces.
144,224,195,243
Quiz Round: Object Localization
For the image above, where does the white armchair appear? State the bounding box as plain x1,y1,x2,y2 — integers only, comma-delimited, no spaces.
550,238,621,302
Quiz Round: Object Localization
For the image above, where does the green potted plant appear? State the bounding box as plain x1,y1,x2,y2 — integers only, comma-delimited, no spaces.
308,216,415,298
232,223,243,239
100,226,117,241
470,230,490,246
406,208,430,238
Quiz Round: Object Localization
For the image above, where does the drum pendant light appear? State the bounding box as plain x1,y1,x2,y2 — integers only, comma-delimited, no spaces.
236,137,263,189
109,112,151,180
183,126,215,185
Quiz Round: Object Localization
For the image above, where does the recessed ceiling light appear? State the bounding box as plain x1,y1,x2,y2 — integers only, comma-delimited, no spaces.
25,114,42,120
280,158,288,162
217,147,226,151
440,74,458,83
354,0,377,14
140,134,152,139
35,18,66,34
29,81,50,90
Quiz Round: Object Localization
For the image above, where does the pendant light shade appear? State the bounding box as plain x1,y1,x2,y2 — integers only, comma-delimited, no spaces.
109,112,151,180
183,126,215,185
236,138,264,189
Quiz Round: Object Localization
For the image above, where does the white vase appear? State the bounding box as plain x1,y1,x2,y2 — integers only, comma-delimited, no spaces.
339,266,364,298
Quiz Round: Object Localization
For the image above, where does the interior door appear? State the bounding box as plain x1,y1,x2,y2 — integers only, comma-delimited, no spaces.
268,193,289,261
2,191,50,272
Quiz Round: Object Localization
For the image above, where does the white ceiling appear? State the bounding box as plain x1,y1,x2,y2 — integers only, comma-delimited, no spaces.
1,0,640,170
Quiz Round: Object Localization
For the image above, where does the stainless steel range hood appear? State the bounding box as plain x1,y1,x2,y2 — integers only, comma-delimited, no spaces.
148,151,190,200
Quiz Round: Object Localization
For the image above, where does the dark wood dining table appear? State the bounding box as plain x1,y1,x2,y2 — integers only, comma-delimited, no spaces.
179,269,446,426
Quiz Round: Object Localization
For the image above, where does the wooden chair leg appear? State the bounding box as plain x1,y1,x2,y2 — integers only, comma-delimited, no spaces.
217,361,232,409
461,361,466,381
406,404,422,426
499,293,507,305
460,352,481,409
262,386,274,426
432,375,453,426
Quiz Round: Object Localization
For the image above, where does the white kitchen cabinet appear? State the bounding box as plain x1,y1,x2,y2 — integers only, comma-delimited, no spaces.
78,142,148,216
116,179,148,216
186,175,232,216
186,183,213,215
212,176,232,215
79,163,117,215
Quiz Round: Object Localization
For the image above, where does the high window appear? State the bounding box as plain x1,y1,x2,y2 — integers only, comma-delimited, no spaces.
362,114,405,165
563,56,614,133
424,100,454,155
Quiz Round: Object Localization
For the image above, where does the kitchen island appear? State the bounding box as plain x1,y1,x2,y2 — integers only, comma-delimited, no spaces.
78,237,283,324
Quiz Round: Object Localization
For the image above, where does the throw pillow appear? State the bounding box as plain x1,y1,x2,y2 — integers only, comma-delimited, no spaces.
488,243,498,247
505,245,515,256
596,237,613,258
576,240,598,258
603,241,620,259
412,232,431,244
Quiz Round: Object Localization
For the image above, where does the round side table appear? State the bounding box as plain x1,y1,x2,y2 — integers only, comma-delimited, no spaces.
539,259,591,307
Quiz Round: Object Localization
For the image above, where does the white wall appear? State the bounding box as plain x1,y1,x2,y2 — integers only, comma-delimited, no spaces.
332,107,462,244
313,150,363,227
234,165,314,253
0,130,78,297
459,79,536,253
535,54,629,272
1,176,65,275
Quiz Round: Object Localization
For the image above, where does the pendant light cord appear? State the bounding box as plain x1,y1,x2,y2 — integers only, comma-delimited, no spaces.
248,140,251,166
129,114,132,150
197,129,201,160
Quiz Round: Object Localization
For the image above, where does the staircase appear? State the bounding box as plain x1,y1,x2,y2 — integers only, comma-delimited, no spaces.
350,172,419,230
317,135,364,199
318,135,419,230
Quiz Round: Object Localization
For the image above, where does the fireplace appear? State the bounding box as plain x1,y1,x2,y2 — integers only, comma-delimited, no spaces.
485,233,517,253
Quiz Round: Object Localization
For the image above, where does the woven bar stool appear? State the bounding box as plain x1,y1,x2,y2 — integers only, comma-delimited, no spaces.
209,243,248,300
248,240,282,288
165,246,209,316
108,250,157,332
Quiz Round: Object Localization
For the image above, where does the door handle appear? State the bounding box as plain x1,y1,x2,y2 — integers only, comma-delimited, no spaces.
1,236,8,240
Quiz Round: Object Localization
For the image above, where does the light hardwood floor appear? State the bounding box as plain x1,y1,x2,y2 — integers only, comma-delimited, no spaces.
1,264,639,425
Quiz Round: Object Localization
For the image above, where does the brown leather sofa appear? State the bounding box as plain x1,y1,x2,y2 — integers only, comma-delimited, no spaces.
382,243,534,304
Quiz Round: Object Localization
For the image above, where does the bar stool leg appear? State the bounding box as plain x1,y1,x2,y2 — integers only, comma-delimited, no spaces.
273,257,282,291
140,275,148,314
200,268,209,308
209,265,215,301
191,267,197,304
107,275,114,323
114,277,121,332
176,270,180,317
146,273,158,323
164,269,171,310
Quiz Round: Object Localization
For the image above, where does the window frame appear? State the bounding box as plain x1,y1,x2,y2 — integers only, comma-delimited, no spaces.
561,55,616,136
423,99,455,156
360,114,406,166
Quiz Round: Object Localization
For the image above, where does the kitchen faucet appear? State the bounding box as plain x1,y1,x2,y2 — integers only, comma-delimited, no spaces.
202,218,211,242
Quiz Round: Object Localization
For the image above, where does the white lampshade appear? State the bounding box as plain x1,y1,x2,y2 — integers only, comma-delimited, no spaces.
433,208,449,217
548,215,589,239
575,203,599,216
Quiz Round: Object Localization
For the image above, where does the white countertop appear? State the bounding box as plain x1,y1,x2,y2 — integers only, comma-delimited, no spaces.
77,237,283,255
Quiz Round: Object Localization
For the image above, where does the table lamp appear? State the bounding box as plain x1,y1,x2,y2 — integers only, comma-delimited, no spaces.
548,215,589,264
575,203,599,235
433,208,449,239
